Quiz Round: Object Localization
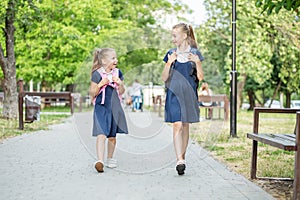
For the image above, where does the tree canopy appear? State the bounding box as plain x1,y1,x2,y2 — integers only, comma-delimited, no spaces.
1,0,299,119
255,0,300,15
196,0,300,108
0,0,187,118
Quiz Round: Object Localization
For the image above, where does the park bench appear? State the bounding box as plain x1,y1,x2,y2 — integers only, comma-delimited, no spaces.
247,108,300,200
17,80,75,130
198,94,229,120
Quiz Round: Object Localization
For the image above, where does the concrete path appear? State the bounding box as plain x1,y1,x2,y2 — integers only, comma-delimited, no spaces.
0,110,274,200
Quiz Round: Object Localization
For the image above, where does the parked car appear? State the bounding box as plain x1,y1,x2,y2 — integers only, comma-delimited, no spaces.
264,99,282,108
290,100,300,109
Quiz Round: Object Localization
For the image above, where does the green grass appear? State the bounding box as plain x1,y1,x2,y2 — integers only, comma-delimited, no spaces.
41,106,72,112
0,103,94,141
0,114,70,141
41,104,93,113
0,105,79,141
190,109,296,179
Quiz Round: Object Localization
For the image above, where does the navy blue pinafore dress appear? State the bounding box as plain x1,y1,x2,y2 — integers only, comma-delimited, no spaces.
163,47,204,123
91,69,128,137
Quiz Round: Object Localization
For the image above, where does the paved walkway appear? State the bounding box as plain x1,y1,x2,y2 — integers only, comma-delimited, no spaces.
0,110,274,200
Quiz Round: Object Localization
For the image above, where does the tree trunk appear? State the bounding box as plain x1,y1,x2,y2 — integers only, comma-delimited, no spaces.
247,89,255,110
237,74,247,110
268,80,281,107
286,91,291,108
0,0,18,119
66,84,76,93
254,92,263,106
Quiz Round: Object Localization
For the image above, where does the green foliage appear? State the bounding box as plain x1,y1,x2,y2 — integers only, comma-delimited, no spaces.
1,0,186,92
200,0,299,104
15,0,119,87
110,0,174,27
3,0,298,104
194,1,232,94
195,25,230,93
255,0,300,15
74,27,171,96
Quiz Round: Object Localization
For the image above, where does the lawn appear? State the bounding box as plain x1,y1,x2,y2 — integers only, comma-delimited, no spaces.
0,106,79,141
0,103,94,141
190,108,296,199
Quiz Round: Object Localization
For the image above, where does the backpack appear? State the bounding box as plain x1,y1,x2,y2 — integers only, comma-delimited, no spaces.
165,48,199,90
93,68,122,105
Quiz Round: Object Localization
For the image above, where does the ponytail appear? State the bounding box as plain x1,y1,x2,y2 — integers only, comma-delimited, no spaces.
188,25,198,49
172,23,198,49
92,48,102,73
91,48,115,75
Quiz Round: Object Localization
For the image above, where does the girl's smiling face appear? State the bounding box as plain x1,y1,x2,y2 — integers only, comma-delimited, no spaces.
171,28,187,47
102,50,118,70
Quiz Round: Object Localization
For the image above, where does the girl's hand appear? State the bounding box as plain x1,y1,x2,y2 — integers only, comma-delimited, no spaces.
98,78,109,88
188,53,200,63
113,76,125,94
112,76,123,85
167,52,177,64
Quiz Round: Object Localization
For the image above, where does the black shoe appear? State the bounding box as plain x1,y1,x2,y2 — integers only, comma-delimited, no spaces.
176,164,186,175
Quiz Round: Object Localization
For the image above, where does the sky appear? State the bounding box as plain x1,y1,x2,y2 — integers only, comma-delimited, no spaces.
162,0,208,28
180,0,208,26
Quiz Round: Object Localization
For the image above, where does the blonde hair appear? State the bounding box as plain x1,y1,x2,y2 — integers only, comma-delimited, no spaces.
91,48,115,73
172,23,198,48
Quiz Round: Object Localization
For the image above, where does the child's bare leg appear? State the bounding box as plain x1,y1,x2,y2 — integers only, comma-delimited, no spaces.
96,134,106,162
182,123,189,160
173,122,184,162
107,137,116,159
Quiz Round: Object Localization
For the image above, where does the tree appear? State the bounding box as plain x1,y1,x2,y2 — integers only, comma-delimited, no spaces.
16,0,126,90
74,1,188,96
1,0,188,119
194,1,232,94
14,0,184,87
74,27,172,96
0,0,17,119
200,0,299,109
200,0,274,108
253,0,300,107
255,0,300,15
0,0,40,119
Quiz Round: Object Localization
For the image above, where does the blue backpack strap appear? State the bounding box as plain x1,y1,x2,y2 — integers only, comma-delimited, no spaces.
189,48,199,87
170,47,177,53
190,47,198,54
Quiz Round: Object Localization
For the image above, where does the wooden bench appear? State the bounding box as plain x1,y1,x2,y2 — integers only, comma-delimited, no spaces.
247,108,300,200
17,80,74,130
198,94,229,120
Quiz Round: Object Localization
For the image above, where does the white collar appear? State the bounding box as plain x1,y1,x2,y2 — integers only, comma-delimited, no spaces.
177,46,191,54
176,46,191,63
100,67,113,74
